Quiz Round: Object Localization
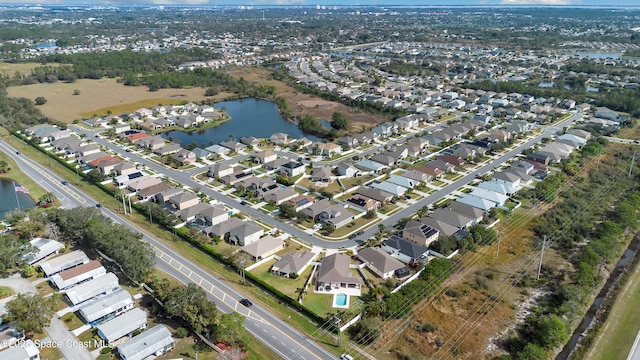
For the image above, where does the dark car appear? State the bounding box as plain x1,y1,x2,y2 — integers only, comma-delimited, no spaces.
348,234,357,240
61,180,68,185
239,298,252,307
15,151,19,155
95,203,102,208
357,230,364,236
240,200,247,206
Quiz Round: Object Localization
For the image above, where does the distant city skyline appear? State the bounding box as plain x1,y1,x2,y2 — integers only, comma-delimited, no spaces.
1,0,639,7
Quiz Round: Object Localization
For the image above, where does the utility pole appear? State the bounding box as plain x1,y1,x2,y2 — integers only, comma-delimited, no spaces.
128,196,132,214
537,235,546,280
122,193,127,215
629,150,636,178
148,203,152,223
495,222,502,258
240,260,245,285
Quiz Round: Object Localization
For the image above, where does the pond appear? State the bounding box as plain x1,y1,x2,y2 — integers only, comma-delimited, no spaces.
163,98,318,147
0,178,36,220
573,52,622,60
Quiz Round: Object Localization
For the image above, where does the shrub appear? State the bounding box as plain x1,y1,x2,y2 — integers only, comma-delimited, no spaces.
175,327,188,338
415,322,437,333
100,347,112,355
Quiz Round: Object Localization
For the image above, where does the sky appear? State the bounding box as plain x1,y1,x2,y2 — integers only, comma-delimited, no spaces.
1,0,639,6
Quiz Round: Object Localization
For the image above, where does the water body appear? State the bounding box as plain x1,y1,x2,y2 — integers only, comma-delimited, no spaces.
586,85,600,92
35,42,57,49
0,178,36,219
538,81,555,88
574,52,622,60
164,98,318,147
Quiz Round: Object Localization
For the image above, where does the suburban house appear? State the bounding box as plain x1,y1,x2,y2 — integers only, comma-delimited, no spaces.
50,260,106,290
219,140,246,153
255,150,277,164
402,220,440,247
469,187,509,206
172,149,196,166
346,194,380,212
318,204,354,229
356,188,394,203
117,325,174,360
280,161,306,178
191,148,212,160
271,251,317,278
283,194,315,212
97,308,148,345
39,250,90,277
457,194,498,211
436,154,465,167
315,253,362,296
429,208,476,229
336,162,361,177
310,166,332,182
421,217,461,237
270,132,289,145
155,187,184,204
204,144,230,156
357,247,406,279
78,288,134,324
207,163,234,179
427,159,456,173
242,236,285,260
167,192,200,211
153,144,182,156
386,174,419,189
401,170,432,184
382,235,429,266
312,143,342,158
489,129,511,143
25,238,64,265
370,181,407,196
412,165,445,178
354,159,388,173
239,136,261,147
263,187,298,205
64,272,119,306
227,221,264,246
447,201,486,223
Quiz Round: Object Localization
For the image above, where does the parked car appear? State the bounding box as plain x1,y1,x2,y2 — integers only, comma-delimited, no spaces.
312,223,323,231
239,298,252,307
340,354,354,360
348,234,357,240
356,231,364,236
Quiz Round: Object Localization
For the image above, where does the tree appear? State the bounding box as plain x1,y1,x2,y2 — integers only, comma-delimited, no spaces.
0,234,33,272
529,314,568,350
6,293,56,334
416,205,429,219
278,203,297,219
34,96,47,105
0,160,9,173
163,283,217,335
216,313,249,348
85,168,106,183
516,343,547,360
38,192,56,206
331,112,350,130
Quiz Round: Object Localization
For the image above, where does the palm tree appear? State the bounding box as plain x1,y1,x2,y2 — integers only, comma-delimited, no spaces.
371,286,386,302
416,205,429,219
38,192,56,206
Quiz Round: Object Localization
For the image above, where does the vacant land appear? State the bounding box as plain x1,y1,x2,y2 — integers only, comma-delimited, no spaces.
226,67,389,130
585,253,640,360
7,78,216,122
0,62,55,77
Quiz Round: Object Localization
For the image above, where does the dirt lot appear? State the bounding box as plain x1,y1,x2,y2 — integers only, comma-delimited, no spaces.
6,78,215,122
227,67,389,130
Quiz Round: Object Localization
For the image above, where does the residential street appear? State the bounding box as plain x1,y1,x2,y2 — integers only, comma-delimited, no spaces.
0,138,336,360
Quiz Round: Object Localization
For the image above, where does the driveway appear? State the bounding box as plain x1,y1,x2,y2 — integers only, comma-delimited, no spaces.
0,274,38,315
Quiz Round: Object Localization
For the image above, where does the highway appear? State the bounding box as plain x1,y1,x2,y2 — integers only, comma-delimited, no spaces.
0,138,335,360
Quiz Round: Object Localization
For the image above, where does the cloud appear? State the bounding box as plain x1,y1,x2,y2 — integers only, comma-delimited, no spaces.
501,0,578,4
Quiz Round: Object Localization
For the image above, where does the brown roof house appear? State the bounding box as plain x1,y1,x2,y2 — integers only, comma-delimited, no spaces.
168,192,200,211
315,253,362,296
172,149,196,166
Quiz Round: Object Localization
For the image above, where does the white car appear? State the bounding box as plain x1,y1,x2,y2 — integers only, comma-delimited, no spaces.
312,223,322,231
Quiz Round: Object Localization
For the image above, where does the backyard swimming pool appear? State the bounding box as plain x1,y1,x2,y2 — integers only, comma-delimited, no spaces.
333,293,349,309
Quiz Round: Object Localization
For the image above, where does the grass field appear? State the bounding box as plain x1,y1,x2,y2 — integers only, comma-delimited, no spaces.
0,128,49,202
6,78,218,123
0,285,14,299
585,255,640,360
0,62,54,77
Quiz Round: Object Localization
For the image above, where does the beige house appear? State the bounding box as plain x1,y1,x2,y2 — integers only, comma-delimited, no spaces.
242,236,285,260
402,220,440,247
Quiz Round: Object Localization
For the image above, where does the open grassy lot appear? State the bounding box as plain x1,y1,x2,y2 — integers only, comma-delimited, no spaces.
6,78,226,122
0,62,56,77
585,254,640,360
0,285,14,299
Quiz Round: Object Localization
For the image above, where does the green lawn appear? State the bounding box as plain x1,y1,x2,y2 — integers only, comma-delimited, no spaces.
302,292,334,317
330,216,376,238
341,175,374,189
251,259,310,298
61,312,84,330
585,255,640,360
298,178,342,194
379,204,399,214
0,286,14,299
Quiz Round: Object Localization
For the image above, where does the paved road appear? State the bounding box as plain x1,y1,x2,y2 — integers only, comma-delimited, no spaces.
628,330,640,360
0,138,335,360
0,140,86,209
605,136,640,145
